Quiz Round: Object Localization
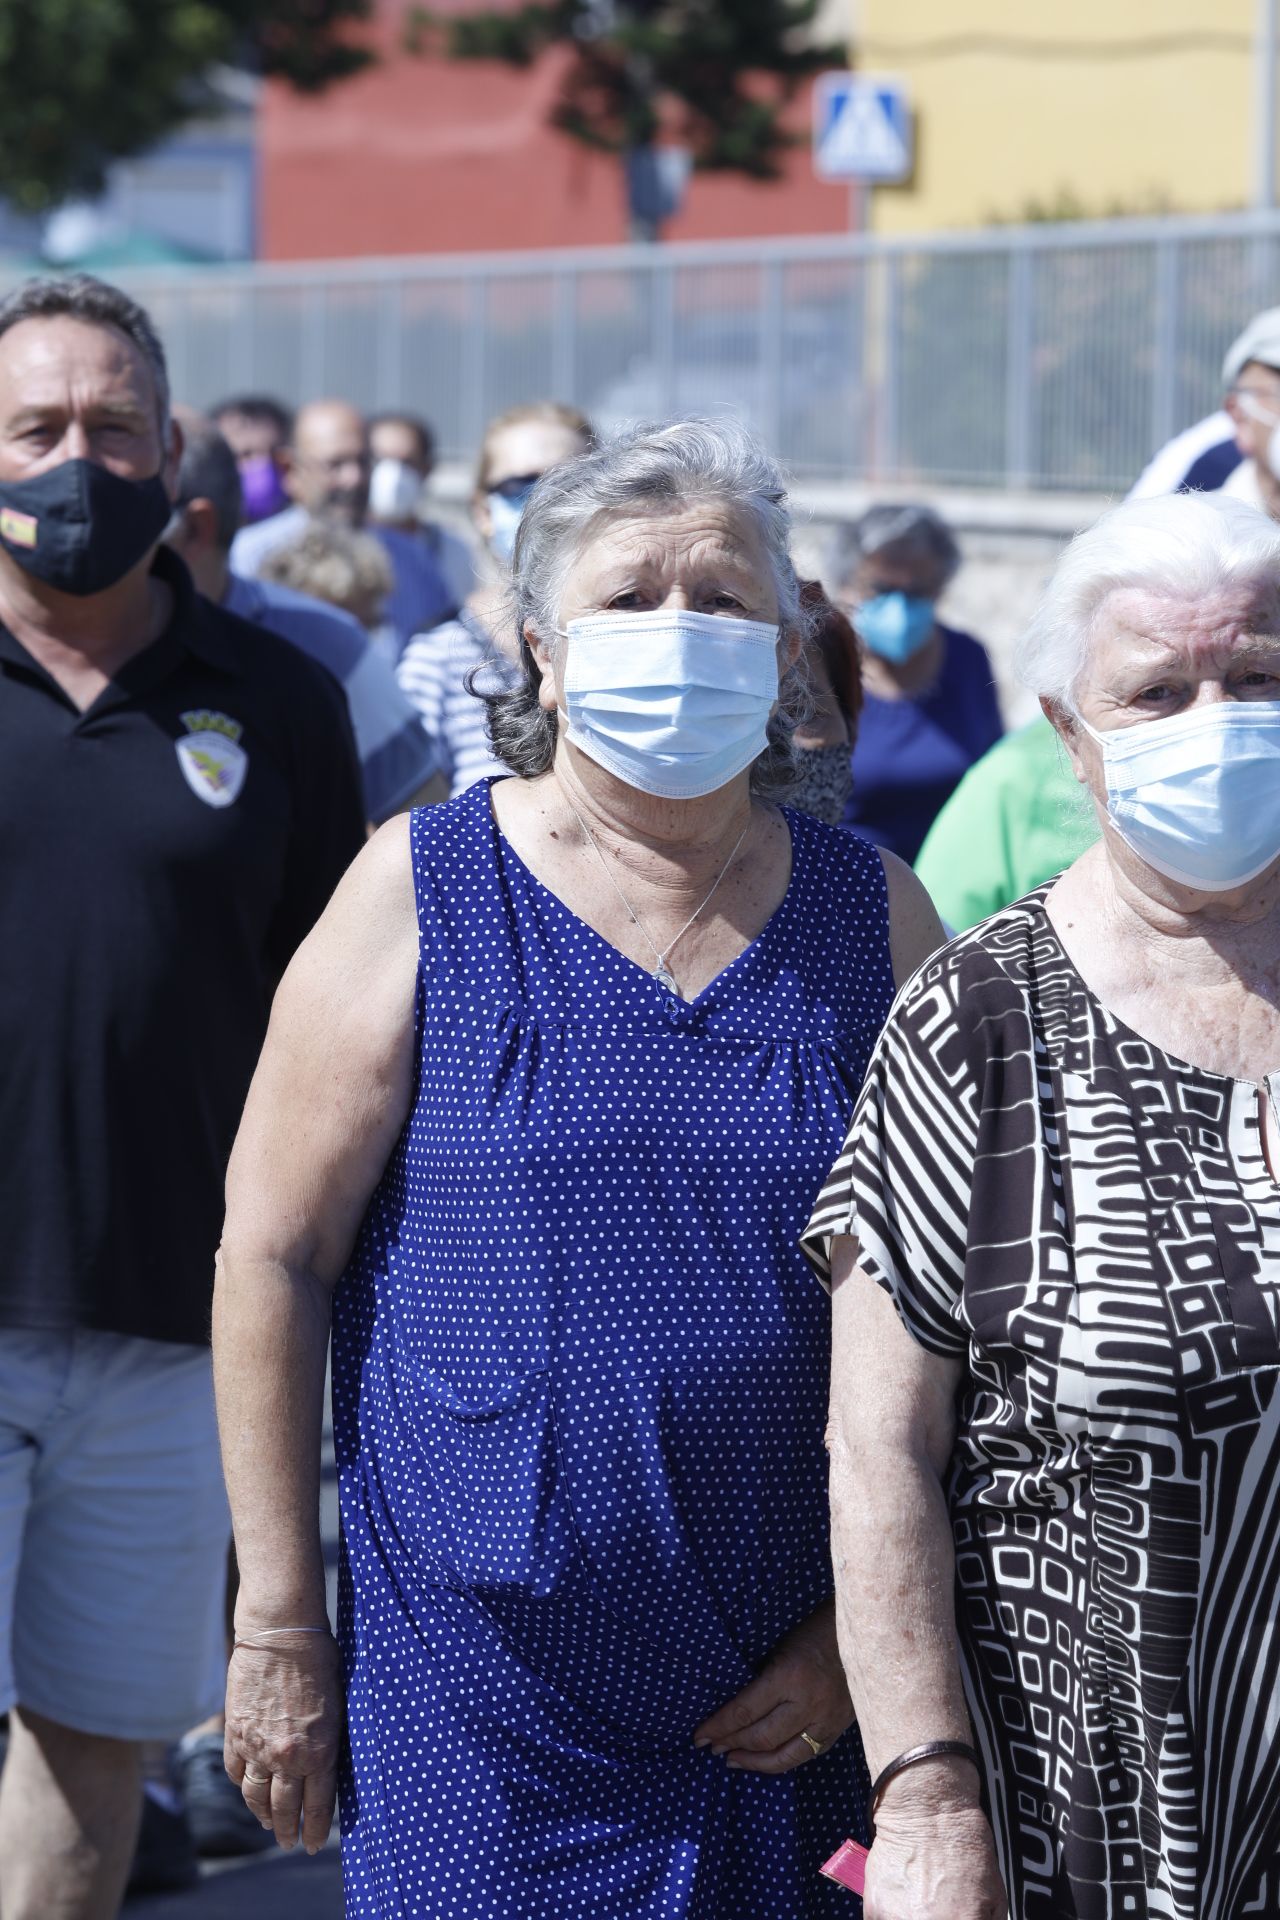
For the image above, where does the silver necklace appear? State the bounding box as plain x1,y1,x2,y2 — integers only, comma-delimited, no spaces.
557,789,750,996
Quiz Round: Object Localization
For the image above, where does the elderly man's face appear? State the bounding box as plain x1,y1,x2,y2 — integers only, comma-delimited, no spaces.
530,498,793,715
1060,584,1280,794
370,418,430,477
288,403,370,524
0,315,172,486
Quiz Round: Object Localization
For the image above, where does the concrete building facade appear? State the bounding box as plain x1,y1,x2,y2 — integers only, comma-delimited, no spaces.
853,1,1263,234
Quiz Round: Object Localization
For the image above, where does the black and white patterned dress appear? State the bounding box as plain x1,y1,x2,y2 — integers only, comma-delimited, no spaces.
803,885,1280,1919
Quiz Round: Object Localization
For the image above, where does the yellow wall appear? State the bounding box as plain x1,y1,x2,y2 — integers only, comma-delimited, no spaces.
853,1,1256,233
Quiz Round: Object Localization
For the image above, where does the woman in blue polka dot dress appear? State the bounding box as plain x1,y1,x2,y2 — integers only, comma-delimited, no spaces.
214,420,945,1916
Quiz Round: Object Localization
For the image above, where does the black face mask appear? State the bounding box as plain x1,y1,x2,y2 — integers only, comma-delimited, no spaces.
0,457,172,597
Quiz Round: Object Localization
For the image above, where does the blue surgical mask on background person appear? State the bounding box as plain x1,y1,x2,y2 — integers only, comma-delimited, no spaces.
559,608,780,800
854,590,936,664
1080,699,1280,891
487,479,538,563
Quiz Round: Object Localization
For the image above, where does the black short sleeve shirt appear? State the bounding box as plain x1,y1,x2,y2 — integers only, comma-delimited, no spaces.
0,548,365,1345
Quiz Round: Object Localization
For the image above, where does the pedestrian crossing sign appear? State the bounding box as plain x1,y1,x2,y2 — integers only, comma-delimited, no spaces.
813,73,913,183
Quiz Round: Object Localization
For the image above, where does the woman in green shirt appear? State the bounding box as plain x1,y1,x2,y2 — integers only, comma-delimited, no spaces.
914,714,1098,931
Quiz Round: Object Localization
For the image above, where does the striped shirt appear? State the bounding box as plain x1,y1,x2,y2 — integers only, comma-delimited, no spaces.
396,612,517,797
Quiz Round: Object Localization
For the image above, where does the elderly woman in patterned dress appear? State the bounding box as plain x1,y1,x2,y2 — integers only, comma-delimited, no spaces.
213,419,944,1918
804,492,1280,1920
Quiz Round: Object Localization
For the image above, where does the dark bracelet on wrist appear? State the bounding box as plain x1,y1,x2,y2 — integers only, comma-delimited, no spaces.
869,1740,982,1829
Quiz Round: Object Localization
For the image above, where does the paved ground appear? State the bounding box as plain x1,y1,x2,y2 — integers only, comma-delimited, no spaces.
123,1397,344,1918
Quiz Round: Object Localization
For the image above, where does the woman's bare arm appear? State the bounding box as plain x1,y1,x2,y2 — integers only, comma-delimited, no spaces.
880,850,946,987
215,814,419,1620
213,816,419,1850
828,1240,1007,1919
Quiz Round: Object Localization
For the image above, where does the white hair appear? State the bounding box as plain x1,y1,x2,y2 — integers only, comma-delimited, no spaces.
1016,492,1280,711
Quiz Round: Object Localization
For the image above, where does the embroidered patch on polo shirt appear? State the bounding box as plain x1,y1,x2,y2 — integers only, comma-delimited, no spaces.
175,709,247,809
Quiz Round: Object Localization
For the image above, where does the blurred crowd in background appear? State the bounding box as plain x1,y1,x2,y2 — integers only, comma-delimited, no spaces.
173,287,1280,947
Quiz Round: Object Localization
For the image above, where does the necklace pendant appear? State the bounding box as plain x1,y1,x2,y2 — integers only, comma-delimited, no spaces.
653,959,680,995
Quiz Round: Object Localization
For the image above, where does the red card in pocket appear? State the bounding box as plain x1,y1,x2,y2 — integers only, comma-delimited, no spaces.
820,1838,868,1895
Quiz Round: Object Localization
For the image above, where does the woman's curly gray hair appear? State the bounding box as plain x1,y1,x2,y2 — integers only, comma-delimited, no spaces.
480,417,810,795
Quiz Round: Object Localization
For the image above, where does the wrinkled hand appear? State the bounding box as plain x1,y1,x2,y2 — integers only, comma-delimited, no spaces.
691,1598,854,1773
223,1627,343,1853
865,1803,1008,1920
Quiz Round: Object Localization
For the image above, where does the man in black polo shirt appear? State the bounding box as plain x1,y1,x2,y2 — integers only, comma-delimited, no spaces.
0,275,364,1919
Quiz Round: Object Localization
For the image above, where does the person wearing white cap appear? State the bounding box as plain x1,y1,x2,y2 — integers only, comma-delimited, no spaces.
1127,304,1280,504
1219,305,1280,519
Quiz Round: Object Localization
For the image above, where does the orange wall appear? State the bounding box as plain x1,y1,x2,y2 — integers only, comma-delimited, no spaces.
260,3,852,259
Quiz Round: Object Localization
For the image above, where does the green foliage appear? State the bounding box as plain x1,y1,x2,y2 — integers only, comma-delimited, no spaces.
0,0,374,213
407,0,843,180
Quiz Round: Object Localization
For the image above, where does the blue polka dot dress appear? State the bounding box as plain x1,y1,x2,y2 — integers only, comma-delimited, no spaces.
331,778,895,1917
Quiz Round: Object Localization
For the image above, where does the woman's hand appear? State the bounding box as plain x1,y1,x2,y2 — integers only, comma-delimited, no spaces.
223,1627,344,1853
691,1597,854,1772
864,1768,1007,1920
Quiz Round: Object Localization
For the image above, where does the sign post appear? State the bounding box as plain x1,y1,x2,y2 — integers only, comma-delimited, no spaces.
813,72,914,225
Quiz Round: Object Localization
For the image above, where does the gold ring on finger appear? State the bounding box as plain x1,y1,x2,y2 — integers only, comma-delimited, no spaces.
799,1730,823,1757
244,1767,272,1785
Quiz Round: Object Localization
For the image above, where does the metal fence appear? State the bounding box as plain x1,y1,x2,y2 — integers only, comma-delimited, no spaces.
90,210,1280,492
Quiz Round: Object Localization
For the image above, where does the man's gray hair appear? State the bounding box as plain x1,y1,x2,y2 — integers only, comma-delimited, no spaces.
1015,492,1280,712
829,502,961,590
0,274,170,427
174,417,243,552
483,417,809,793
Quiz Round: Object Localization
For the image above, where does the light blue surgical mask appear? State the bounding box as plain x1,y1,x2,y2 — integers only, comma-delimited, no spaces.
559,608,780,800
487,483,536,564
855,591,936,663
1079,699,1280,891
